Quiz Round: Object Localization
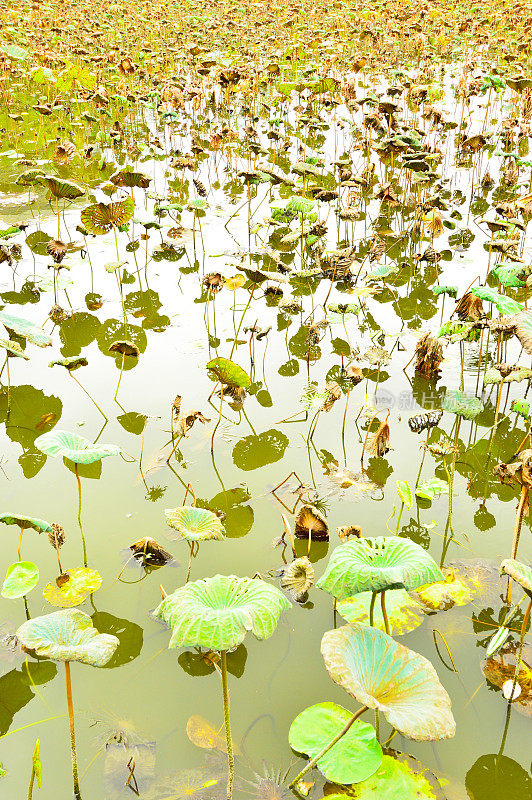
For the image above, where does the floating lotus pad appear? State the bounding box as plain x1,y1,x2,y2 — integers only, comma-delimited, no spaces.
16,609,119,666
321,623,455,741
289,702,382,784
1,561,39,599
35,430,121,464
154,574,290,651
317,537,443,599
43,567,102,607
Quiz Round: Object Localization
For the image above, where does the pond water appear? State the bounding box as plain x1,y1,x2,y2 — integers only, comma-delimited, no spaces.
0,39,531,800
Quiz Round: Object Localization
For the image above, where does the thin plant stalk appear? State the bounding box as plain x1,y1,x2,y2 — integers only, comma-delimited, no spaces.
220,650,234,800
507,482,529,604
369,590,377,627
64,662,82,800
74,465,88,568
288,705,369,788
381,590,390,635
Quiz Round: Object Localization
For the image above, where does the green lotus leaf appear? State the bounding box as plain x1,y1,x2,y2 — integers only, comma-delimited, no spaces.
41,175,85,200
350,751,447,799
0,311,52,348
442,389,483,419
0,339,29,359
16,609,119,666
154,574,290,651
431,285,458,297
511,398,530,419
317,537,443,599
16,168,46,186
43,567,102,607
499,558,532,598
337,589,425,635
0,513,53,533
321,623,455,740
471,286,523,315
232,429,289,471
415,478,449,500
49,356,88,371
289,702,382,784
1,561,39,599
165,506,225,542
413,571,472,610
81,197,135,234
396,480,413,509
34,430,121,464
493,265,526,288
206,357,251,389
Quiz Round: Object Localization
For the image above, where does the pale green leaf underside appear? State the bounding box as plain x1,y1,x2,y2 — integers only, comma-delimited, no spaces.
16,609,119,666
35,430,121,464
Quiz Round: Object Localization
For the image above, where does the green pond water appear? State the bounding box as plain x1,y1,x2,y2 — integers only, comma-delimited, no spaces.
0,66,531,800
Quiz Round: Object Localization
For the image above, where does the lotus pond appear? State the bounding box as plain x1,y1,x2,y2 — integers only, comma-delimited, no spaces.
0,1,532,798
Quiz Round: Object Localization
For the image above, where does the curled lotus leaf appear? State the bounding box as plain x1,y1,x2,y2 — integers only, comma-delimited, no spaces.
289,702,382,784
1,561,39,599
295,505,329,540
206,356,251,389
49,356,88,371
81,197,135,234
514,310,532,356
317,537,443,599
414,570,472,611
110,167,151,188
165,506,225,542
277,556,315,601
499,558,532,598
0,311,52,348
41,175,85,200
16,608,119,666
153,574,290,651
321,623,456,741
337,588,425,635
0,339,29,359
0,513,53,533
43,567,102,607
35,430,121,464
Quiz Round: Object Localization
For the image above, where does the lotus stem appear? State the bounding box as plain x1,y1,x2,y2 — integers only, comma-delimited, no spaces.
64,662,82,800
220,650,234,800
74,465,88,568
18,525,23,560
374,709,380,743
369,590,377,627
114,352,125,404
186,541,194,583
380,591,390,635
288,705,369,789
507,482,528,604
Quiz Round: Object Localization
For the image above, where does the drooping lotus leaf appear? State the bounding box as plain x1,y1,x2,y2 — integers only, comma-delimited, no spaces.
165,506,225,542
111,167,151,189
41,175,85,200
442,389,483,420
16,609,119,666
43,567,102,607
493,265,526,288
431,285,458,298
471,286,523,316
499,558,532,598
49,356,88,371
0,513,53,533
337,589,425,635
206,357,251,389
321,623,455,740
484,366,532,385
1,561,39,599
0,339,29,359
317,537,443,599
415,478,449,501
0,311,52,348
514,310,532,355
153,574,290,651
34,430,121,464
289,702,382,784
81,197,135,235
349,751,447,799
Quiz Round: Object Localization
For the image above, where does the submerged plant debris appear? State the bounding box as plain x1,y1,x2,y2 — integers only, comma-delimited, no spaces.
0,0,531,797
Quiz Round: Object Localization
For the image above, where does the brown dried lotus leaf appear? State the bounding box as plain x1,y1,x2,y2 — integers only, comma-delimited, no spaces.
129,537,172,566
294,504,329,540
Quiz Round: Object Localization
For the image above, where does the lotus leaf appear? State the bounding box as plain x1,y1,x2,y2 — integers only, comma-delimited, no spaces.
0,513,53,533
16,609,119,666
442,389,483,419
206,357,251,389
1,561,39,599
499,558,532,597
165,506,225,542
35,430,121,464
337,589,425,635
350,751,447,799
317,537,443,599
0,311,52,347
81,197,135,235
43,567,102,607
321,623,455,740
153,574,290,651
289,702,382,784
